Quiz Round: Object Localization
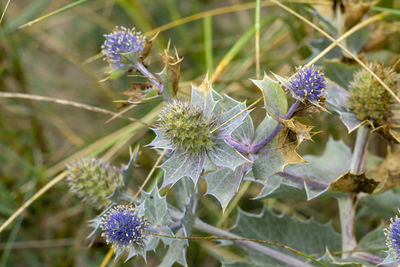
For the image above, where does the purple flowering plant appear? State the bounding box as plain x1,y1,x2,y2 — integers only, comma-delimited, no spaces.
3,2,400,267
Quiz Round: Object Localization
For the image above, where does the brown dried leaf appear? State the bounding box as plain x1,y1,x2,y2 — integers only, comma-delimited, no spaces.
277,119,313,165
122,82,153,103
373,125,400,144
140,32,159,60
159,43,183,98
279,118,313,144
330,172,379,193
367,149,400,192
343,1,373,30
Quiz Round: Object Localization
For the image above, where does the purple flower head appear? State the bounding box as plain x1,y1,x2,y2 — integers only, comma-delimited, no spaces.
100,205,149,250
101,26,145,69
289,65,326,101
385,214,400,259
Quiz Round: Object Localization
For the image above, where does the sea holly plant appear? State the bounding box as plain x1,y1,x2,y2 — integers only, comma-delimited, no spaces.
54,19,400,267
149,81,250,188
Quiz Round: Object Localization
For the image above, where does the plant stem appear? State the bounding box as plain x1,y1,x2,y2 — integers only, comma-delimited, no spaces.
249,100,300,153
338,125,370,259
169,209,313,267
133,61,163,92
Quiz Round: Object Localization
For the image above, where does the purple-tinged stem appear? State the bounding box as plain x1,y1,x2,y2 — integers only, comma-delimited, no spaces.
278,171,328,190
249,100,300,154
134,61,163,92
224,136,250,155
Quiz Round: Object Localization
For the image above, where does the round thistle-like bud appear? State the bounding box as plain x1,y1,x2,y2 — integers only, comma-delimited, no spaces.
101,26,145,68
158,101,216,154
348,63,398,125
66,158,123,208
385,214,400,259
100,205,149,250
289,65,327,101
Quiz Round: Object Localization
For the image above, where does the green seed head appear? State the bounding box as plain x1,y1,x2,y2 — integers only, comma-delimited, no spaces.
158,101,216,154
348,63,398,126
67,158,124,208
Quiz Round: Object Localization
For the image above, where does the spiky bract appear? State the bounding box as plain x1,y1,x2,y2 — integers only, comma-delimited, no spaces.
67,158,123,208
158,101,216,155
290,65,327,101
100,205,149,251
348,63,398,125
101,26,145,68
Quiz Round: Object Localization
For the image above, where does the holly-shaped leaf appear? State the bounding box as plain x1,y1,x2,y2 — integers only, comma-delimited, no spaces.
227,208,341,266
256,137,352,200
251,74,288,119
325,80,364,132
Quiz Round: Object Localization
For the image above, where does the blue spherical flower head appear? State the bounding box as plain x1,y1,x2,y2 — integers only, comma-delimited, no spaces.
100,205,149,251
385,214,400,259
289,65,327,102
101,26,145,69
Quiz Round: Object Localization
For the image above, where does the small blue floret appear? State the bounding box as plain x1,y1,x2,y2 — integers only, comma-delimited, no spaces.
101,26,145,69
290,65,326,101
101,205,148,250
385,215,400,259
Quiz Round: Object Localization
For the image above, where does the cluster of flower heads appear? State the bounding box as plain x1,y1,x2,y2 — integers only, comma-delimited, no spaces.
157,100,216,155
348,63,398,126
66,158,124,209
100,205,149,251
101,26,145,69
289,65,327,101
385,213,400,260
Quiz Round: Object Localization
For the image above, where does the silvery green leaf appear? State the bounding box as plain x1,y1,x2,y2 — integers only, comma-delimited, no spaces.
159,229,187,267
160,183,197,267
255,137,351,200
229,208,341,266
359,190,400,220
204,164,251,210
173,177,195,211
207,139,249,170
216,102,249,136
326,80,363,133
251,74,288,119
232,110,254,143
160,151,205,187
253,175,308,200
140,186,174,249
147,129,174,150
358,226,387,259
190,86,218,118
251,116,285,181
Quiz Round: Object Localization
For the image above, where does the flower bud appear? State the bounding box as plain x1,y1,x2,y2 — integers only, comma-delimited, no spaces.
66,158,123,208
348,63,398,126
158,101,216,154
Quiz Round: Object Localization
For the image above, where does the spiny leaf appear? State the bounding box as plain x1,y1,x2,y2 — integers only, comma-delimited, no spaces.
204,164,251,210
228,208,341,266
256,137,352,200
325,80,364,133
251,74,288,119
